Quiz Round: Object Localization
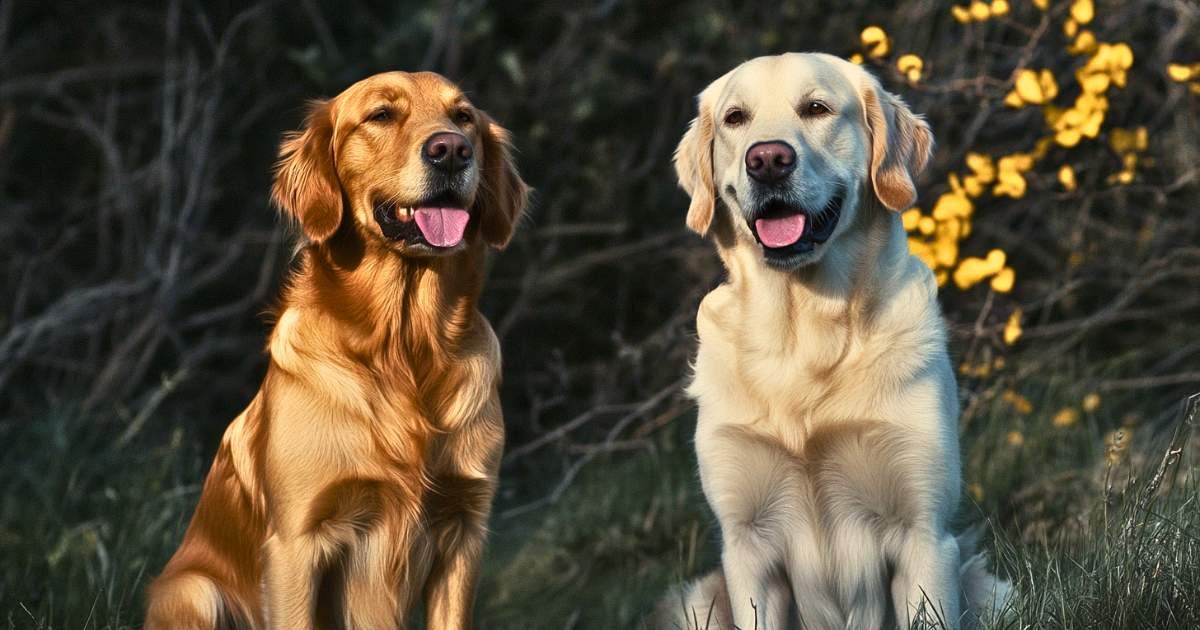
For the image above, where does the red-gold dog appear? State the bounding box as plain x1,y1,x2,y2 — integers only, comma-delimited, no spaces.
146,71,528,629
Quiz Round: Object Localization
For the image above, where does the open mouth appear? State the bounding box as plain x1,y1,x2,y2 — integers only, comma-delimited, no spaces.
373,193,471,249
748,196,843,263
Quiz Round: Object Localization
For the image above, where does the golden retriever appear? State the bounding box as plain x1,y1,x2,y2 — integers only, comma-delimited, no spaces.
653,53,1011,629
145,71,528,629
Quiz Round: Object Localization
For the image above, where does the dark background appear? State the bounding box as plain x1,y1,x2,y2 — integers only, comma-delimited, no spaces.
2,1,1198,627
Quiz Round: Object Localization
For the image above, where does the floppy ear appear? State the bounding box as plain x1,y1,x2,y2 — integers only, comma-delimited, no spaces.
476,112,530,249
861,80,934,211
272,100,343,242
674,101,717,236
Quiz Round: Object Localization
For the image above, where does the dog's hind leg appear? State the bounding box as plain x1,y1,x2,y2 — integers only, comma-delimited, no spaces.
145,571,251,630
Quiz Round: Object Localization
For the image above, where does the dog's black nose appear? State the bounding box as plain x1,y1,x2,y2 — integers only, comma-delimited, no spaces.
745,141,796,183
423,132,473,174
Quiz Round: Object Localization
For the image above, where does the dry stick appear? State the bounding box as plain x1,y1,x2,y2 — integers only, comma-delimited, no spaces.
500,378,686,519
1099,373,1200,392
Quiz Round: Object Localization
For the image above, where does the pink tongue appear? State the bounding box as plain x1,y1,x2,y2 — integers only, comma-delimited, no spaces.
414,208,470,247
755,214,807,248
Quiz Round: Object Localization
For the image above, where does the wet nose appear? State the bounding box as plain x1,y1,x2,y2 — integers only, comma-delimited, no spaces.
422,132,474,174
745,141,796,183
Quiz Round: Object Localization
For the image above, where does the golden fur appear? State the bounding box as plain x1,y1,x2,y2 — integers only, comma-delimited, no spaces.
654,53,1011,629
145,71,528,629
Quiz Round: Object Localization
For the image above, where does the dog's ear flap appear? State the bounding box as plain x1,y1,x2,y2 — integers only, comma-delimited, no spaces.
272,100,344,242
861,80,933,211
674,100,717,236
476,112,530,249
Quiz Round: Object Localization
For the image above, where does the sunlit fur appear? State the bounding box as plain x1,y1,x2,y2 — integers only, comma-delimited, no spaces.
145,71,528,630
654,53,1011,630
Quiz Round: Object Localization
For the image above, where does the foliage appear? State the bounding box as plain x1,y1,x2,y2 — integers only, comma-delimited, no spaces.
1,0,1198,627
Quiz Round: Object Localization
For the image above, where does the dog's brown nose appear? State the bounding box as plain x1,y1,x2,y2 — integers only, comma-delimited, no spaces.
423,132,473,174
745,141,796,183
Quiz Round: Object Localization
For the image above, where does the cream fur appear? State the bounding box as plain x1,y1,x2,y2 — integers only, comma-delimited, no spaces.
654,53,1011,630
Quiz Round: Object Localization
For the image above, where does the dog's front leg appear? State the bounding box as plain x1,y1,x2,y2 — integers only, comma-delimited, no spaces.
263,533,320,630
424,399,503,630
891,529,961,629
698,426,801,630
423,501,491,630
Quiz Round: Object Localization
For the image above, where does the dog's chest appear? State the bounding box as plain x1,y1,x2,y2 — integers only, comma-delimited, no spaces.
692,284,945,439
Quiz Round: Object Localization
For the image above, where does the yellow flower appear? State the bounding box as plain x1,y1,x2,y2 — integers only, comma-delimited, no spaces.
1032,137,1055,159
990,267,1015,293
952,5,972,23
1109,126,1148,154
1002,389,1033,414
993,169,1027,198
1082,392,1101,412
908,238,937,269
901,208,922,231
1063,18,1078,38
1069,30,1098,55
1052,407,1079,427
969,1,991,20
1167,63,1196,82
1070,0,1094,24
1055,128,1082,147
918,216,936,235
990,0,1010,16
1033,0,1049,9
932,191,973,220
953,249,1007,289
1004,308,1023,345
932,235,959,267
1006,431,1025,446
861,26,891,58
897,54,924,83
848,53,864,65
1058,164,1077,191
1014,69,1059,104
965,152,996,183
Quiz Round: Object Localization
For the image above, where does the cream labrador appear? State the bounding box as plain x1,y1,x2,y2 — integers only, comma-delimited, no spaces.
653,53,1011,629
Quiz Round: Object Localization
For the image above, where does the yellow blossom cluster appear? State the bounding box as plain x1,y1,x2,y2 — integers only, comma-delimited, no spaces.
1002,389,1033,414
1004,69,1058,107
951,0,1009,23
849,27,925,85
1167,62,1200,94
897,0,1146,310
902,151,1018,293
897,54,923,84
1107,126,1147,184
1003,308,1022,345
1051,392,1101,428
960,355,1007,378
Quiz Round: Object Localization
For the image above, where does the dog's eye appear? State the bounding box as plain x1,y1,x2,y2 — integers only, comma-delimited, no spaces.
723,109,746,127
367,107,393,123
454,109,473,125
802,101,832,117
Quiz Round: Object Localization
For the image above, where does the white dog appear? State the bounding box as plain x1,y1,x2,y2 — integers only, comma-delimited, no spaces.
654,53,1011,630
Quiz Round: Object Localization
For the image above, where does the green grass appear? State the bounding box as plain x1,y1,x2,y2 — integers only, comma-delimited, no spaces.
2,392,1197,629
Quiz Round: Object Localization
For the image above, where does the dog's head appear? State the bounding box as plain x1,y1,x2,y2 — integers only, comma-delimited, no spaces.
675,53,932,270
272,71,529,256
